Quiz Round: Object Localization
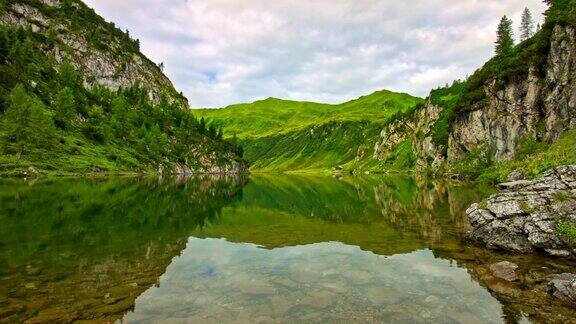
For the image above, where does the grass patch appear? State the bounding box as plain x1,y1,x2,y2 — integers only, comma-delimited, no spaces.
556,221,576,244
477,129,576,183
552,191,576,203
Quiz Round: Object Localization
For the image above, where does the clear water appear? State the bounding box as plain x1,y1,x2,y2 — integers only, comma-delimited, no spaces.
0,175,574,323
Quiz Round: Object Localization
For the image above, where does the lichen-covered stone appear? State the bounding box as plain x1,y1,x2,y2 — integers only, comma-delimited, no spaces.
548,273,576,308
466,166,576,257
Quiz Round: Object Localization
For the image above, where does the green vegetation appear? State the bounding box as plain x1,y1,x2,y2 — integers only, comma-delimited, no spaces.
416,1,576,154
376,140,417,171
476,129,576,182
198,90,422,139
495,16,515,56
556,221,576,244
0,8,242,175
444,128,575,182
520,8,536,42
198,91,422,172
552,191,576,202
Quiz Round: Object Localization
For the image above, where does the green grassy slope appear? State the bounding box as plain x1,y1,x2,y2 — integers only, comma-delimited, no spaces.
197,90,422,172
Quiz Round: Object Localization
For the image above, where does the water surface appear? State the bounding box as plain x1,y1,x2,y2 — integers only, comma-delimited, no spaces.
0,175,574,323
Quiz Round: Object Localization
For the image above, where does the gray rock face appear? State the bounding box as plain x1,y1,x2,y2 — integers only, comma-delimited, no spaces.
0,2,184,105
373,102,445,171
448,25,576,164
548,273,576,307
373,25,576,169
466,166,576,256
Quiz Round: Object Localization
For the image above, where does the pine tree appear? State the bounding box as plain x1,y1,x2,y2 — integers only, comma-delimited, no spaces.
53,87,76,130
495,16,515,56
1,84,56,155
520,8,535,41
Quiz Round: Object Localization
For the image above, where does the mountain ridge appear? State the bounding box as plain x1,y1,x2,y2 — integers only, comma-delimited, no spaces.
198,89,423,171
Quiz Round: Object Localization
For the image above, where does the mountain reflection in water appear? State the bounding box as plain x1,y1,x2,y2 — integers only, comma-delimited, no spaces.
0,175,574,323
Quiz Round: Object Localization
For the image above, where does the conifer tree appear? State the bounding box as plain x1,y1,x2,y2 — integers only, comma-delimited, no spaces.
520,8,535,41
53,87,76,130
495,16,515,56
1,85,56,155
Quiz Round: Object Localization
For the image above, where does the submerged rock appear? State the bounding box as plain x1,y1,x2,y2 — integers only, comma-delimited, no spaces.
489,261,519,282
466,165,576,257
548,273,576,307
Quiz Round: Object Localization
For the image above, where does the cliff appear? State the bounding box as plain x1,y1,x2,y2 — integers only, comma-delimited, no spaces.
448,25,575,164
374,3,576,178
1,0,184,104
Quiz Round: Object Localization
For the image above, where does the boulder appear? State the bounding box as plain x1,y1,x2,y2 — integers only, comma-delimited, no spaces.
508,171,526,182
489,261,519,281
467,166,576,257
548,273,576,307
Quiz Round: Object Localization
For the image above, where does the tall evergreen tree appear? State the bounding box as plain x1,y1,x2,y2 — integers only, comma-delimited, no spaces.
52,87,76,130
520,8,535,41
495,16,515,56
1,84,56,155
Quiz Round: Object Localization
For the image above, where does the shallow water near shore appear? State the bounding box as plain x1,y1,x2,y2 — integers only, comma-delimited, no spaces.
0,175,574,323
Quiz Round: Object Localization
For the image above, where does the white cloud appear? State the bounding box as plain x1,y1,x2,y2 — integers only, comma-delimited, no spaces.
84,0,547,107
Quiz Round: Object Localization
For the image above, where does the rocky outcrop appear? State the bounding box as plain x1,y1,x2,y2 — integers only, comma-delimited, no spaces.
373,102,445,170
0,1,184,105
448,26,576,163
374,25,576,169
548,273,576,308
466,165,576,256
167,153,247,175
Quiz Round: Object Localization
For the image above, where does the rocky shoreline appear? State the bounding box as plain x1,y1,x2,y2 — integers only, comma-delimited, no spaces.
466,165,576,257
466,165,576,308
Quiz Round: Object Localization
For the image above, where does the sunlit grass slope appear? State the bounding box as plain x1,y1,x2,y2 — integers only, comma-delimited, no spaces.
197,90,423,172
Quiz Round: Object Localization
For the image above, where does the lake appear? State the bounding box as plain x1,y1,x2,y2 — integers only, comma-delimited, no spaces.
0,175,574,323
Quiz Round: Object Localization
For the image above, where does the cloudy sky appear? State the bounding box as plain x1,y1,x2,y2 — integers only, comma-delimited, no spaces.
84,0,547,108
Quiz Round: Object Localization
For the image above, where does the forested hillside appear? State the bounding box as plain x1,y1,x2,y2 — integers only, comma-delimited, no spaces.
0,0,246,175
198,90,422,172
